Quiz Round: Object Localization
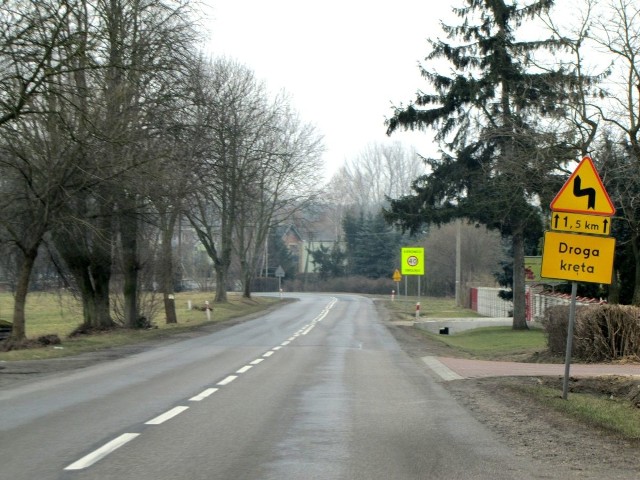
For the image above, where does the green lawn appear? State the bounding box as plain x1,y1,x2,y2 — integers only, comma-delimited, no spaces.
0,291,282,360
425,325,547,360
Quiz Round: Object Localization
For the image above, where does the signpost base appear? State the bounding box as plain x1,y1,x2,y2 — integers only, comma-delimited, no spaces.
562,282,578,400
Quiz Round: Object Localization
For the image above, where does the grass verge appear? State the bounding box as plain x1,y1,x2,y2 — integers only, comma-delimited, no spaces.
0,292,284,361
384,295,482,320
509,383,640,440
420,326,547,360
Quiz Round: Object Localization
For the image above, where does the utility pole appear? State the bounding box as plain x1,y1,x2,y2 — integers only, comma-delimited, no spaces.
455,219,462,306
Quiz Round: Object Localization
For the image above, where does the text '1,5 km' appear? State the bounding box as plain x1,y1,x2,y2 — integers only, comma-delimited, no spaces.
550,212,611,235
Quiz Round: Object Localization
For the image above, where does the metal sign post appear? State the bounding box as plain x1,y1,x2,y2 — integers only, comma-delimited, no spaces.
562,282,578,400
274,265,285,294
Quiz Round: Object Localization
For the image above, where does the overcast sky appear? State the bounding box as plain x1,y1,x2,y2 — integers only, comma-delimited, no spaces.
204,1,458,179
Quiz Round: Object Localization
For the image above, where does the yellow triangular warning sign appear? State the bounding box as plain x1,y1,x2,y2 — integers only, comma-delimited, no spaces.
550,156,614,216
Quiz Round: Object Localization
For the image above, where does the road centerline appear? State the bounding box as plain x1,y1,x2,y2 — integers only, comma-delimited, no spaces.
145,406,190,425
64,433,140,471
190,388,218,402
217,375,238,386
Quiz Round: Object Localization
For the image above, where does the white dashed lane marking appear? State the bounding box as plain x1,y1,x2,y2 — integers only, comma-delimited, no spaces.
190,388,218,402
145,406,189,425
63,297,339,471
217,375,238,386
64,433,140,471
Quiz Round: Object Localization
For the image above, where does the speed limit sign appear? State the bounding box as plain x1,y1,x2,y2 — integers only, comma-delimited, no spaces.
401,247,424,275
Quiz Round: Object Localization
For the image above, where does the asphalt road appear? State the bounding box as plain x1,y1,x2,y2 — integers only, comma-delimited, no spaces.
1,294,554,480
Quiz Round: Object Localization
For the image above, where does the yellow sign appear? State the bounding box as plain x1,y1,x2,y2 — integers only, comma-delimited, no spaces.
541,231,615,284
392,269,402,282
401,247,424,275
550,212,612,236
550,156,615,215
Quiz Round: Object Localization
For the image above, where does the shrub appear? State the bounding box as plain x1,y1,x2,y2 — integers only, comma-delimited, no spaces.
288,275,395,294
543,304,640,362
542,305,571,356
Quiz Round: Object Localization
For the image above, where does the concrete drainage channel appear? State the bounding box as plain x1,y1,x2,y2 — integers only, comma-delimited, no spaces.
413,318,521,335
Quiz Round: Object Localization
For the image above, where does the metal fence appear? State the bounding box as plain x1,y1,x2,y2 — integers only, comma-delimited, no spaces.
471,286,605,320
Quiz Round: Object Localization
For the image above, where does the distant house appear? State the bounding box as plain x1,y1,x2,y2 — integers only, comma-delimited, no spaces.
299,239,346,274
276,224,344,274
279,224,304,261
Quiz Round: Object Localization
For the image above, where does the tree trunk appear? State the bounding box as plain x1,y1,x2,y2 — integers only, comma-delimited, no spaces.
75,264,113,330
511,228,529,330
53,214,114,330
10,246,39,342
631,234,640,305
608,267,620,304
120,200,140,328
159,210,178,323
215,266,228,302
92,261,112,328
242,262,252,299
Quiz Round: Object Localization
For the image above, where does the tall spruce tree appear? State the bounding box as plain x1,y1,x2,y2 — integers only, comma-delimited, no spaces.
385,0,579,329
343,211,403,279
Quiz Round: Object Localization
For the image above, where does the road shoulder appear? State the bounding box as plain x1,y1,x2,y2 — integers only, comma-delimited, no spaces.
382,319,640,479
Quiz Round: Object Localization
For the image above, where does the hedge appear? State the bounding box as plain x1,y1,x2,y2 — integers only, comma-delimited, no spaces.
542,304,640,362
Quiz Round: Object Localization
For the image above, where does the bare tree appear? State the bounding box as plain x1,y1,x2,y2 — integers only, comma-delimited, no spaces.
421,221,504,299
233,100,324,298
327,142,425,212
539,0,604,157
0,0,94,342
145,57,213,323
0,0,201,342
186,58,273,302
0,0,81,126
589,0,640,303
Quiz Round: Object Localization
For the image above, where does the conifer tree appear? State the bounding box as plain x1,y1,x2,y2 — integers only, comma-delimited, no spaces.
385,0,581,328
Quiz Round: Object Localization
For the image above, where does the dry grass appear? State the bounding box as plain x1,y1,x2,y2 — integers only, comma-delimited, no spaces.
0,291,283,360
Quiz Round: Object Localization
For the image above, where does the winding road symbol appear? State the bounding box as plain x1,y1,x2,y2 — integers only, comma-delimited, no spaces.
550,156,614,216
572,176,596,210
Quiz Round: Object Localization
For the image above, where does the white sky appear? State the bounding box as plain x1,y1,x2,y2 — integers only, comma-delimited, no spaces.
203,1,458,180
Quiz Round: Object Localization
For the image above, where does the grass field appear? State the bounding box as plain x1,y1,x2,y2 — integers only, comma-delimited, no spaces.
0,291,282,360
